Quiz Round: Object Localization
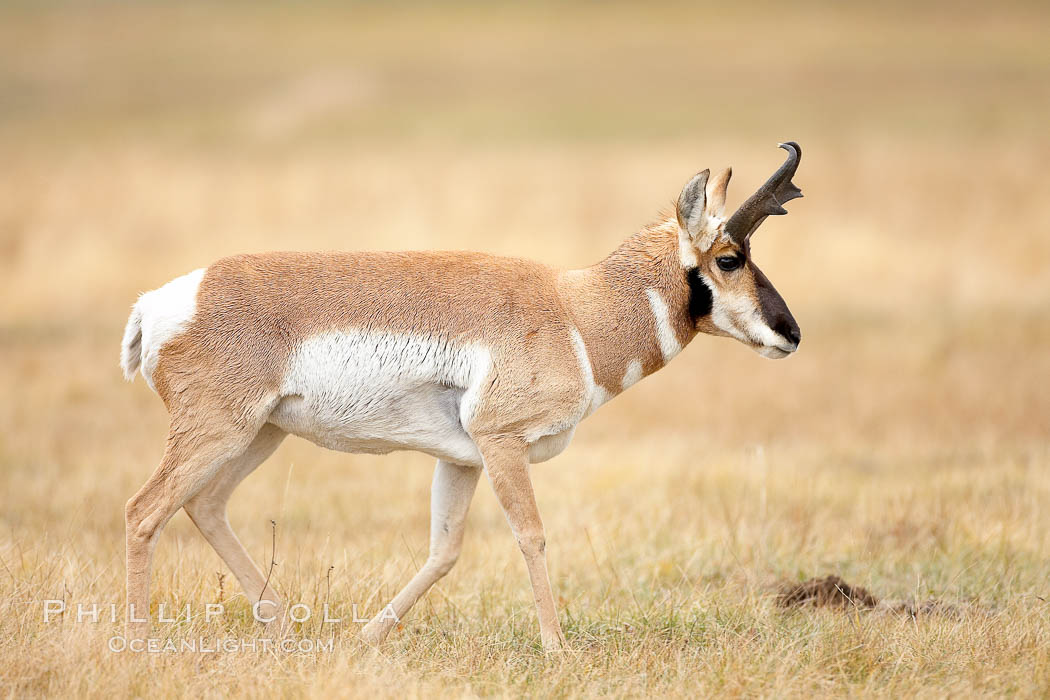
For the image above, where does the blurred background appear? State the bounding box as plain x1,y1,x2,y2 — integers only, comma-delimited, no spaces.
2,0,1047,451
1,1,1049,692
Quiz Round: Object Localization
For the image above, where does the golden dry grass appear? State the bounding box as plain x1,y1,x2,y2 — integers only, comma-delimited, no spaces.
1,1,1049,697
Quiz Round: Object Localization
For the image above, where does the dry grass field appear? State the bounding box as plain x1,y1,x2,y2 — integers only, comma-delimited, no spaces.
2,1,1050,696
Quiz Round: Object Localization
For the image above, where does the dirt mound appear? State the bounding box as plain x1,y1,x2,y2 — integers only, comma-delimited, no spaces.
776,575,968,618
777,575,879,609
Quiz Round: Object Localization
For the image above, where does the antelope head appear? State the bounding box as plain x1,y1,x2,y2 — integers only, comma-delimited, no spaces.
676,142,804,359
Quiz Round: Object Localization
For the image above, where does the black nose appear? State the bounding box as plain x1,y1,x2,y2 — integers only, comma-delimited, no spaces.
773,318,801,347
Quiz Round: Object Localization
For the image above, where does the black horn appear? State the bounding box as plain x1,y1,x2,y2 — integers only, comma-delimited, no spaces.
724,142,803,245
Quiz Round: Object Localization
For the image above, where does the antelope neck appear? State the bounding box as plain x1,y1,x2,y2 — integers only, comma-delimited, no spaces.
558,220,697,400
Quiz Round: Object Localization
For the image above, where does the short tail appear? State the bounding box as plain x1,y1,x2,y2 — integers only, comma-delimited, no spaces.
120,303,143,381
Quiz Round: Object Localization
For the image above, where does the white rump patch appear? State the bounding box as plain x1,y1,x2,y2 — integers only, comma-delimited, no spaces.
645,288,682,364
133,268,205,390
272,330,492,467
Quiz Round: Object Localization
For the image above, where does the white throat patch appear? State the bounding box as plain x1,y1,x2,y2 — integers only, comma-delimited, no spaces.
645,288,681,364
621,359,643,390
569,328,611,417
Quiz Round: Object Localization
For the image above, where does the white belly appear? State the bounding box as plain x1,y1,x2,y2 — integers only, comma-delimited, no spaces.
268,329,583,467
528,428,577,464
270,330,490,466
270,380,485,465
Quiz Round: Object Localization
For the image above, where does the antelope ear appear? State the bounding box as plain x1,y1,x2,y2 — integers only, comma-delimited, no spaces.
676,169,710,240
705,167,732,220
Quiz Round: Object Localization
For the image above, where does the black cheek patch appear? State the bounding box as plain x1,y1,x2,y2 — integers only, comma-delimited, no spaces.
688,269,713,321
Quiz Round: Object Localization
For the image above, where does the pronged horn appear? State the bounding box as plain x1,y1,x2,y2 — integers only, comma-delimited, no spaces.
724,142,803,245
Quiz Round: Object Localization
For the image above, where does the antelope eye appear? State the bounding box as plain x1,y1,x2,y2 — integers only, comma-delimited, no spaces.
716,255,744,272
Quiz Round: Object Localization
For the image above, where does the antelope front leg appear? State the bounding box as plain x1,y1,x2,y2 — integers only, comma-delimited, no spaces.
360,459,481,644
476,436,565,651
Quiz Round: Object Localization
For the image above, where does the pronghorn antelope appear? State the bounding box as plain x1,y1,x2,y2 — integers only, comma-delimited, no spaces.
120,142,803,651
